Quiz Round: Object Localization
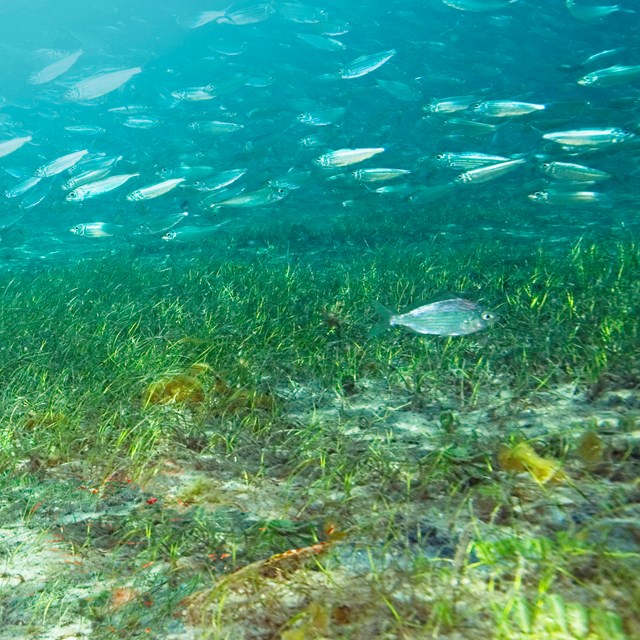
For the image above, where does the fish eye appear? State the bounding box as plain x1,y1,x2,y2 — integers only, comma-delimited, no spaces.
435,153,445,160
68,191,78,199
482,312,494,321
471,102,482,109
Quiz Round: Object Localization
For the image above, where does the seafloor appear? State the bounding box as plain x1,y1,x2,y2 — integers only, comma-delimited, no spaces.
0,204,638,639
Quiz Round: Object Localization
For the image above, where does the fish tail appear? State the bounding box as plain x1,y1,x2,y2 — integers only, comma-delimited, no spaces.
369,302,394,337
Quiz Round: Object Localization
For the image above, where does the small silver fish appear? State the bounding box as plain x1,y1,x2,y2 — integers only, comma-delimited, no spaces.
455,158,526,184
538,161,611,182
542,128,635,148
35,149,89,177
66,173,139,201
340,49,396,79
69,222,125,237
126,177,185,201
471,100,545,117
314,147,384,168
577,64,640,87
66,67,142,101
371,299,497,337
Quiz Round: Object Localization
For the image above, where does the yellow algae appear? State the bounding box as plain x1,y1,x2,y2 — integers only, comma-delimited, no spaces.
143,373,205,407
498,442,566,484
576,430,605,465
210,377,276,415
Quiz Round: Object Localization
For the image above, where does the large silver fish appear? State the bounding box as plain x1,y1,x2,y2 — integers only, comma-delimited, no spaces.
371,299,497,337
65,67,142,101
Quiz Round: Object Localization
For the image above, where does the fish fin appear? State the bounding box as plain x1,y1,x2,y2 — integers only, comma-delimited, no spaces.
369,302,394,337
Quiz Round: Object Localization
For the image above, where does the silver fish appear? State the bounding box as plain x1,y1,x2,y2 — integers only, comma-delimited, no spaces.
528,190,608,205
566,0,632,21
539,161,611,182
297,107,346,126
455,158,526,184
69,222,125,237
186,10,226,28
137,212,188,235
171,85,215,101
162,221,229,241
66,67,142,101
542,127,636,148
28,49,83,85
314,147,384,168
5,176,41,198
188,121,244,134
352,168,410,182
471,100,545,117
442,0,519,11
577,64,640,87
209,187,288,208
371,299,497,337
340,49,395,79
221,4,275,25
433,152,511,170
62,168,111,191
0,135,31,158
296,33,346,51
193,169,247,192
35,149,89,177
66,173,139,201
126,178,185,201
424,95,478,113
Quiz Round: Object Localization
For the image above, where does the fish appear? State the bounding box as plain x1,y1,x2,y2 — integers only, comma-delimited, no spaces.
62,168,111,191
442,0,519,11
162,221,229,241
424,95,478,113
0,135,32,158
171,86,216,101
297,107,346,126
527,190,609,205
538,161,611,182
340,49,396,79
188,121,244,134
66,174,140,201
566,0,633,21
126,178,185,201
69,222,125,237
542,128,636,148
471,100,546,117
66,67,142,101
352,168,411,182
455,158,527,184
577,64,640,87
208,187,289,209
370,299,497,337
192,169,247,192
137,211,188,235
5,176,42,198
34,150,89,177
28,49,83,85
433,152,512,170
296,33,346,51
314,147,385,168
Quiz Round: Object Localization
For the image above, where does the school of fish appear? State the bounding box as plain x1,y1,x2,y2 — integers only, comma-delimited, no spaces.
0,0,637,280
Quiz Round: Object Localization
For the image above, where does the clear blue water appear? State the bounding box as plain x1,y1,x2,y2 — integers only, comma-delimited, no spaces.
0,0,638,267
